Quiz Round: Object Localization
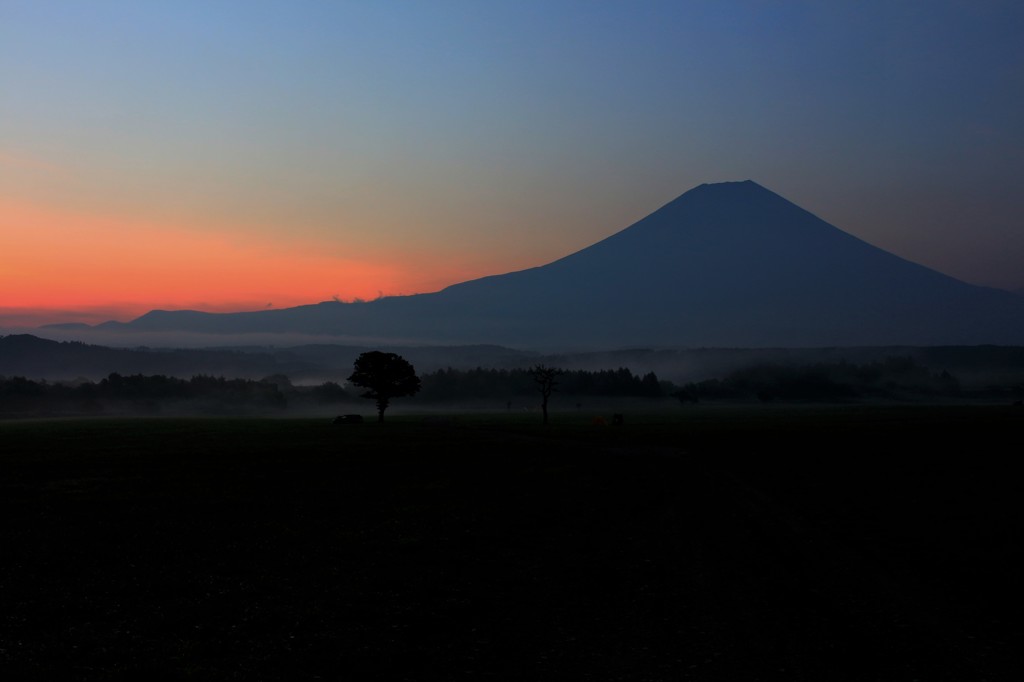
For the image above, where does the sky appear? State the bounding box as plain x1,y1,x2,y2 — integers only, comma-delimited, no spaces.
2,0,1023,327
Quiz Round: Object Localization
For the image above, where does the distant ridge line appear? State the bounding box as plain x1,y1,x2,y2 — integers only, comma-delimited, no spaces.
41,180,1024,349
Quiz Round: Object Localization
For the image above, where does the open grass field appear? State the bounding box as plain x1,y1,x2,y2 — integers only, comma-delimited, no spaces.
2,406,1023,680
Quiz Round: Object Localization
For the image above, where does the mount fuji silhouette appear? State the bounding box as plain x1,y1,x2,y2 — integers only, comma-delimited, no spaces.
104,181,1024,348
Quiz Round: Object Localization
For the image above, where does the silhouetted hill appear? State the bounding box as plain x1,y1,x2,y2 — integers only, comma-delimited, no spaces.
0,334,537,382
0,335,308,381
40,322,92,330
54,181,1024,347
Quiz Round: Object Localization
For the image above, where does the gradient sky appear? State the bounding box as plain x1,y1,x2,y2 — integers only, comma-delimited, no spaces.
3,0,1023,326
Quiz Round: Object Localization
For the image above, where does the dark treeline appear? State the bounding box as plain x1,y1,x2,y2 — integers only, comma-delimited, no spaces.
0,373,289,415
3,357,1019,417
417,367,667,402
673,357,972,403
0,367,668,415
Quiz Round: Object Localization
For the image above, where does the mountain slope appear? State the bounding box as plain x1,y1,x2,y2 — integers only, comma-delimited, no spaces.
99,181,1024,348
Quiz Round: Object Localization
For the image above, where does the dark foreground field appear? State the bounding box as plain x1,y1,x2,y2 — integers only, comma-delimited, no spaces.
2,407,1022,680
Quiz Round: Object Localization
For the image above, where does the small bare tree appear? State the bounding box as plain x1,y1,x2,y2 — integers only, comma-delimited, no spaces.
530,364,563,425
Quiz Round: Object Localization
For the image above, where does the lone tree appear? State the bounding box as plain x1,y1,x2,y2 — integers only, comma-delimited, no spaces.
530,364,563,425
348,351,421,422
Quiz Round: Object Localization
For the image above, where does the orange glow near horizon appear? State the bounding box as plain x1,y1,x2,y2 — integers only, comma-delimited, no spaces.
0,199,475,326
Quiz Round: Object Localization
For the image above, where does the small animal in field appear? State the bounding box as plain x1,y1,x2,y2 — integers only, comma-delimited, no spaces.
333,414,364,424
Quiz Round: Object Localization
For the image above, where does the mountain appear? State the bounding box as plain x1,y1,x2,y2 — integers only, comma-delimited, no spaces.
82,181,1024,348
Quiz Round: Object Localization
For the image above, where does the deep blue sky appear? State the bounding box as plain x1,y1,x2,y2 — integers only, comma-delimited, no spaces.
2,0,1023,322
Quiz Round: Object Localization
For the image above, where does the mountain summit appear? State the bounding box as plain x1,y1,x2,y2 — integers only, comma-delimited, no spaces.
103,181,1024,348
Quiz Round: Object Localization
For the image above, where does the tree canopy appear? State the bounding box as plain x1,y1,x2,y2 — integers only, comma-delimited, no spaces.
347,351,421,422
